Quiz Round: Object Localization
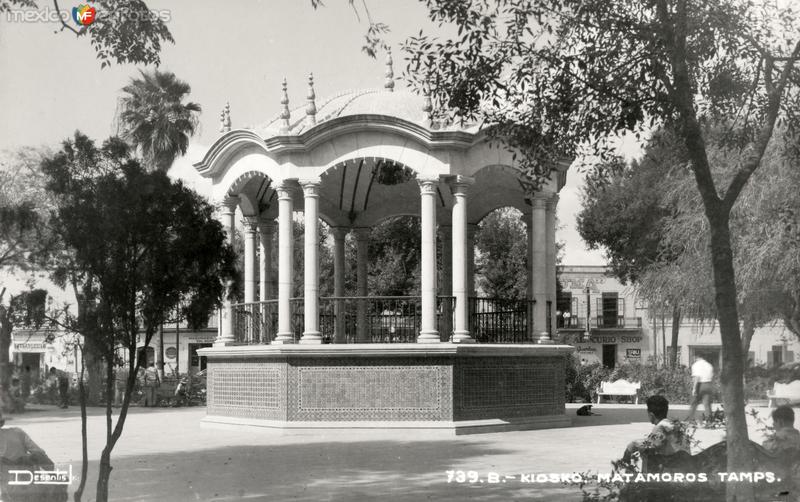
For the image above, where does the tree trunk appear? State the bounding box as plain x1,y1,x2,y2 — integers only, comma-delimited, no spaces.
95,448,112,502
73,347,89,502
0,305,12,413
707,210,754,502
670,306,681,368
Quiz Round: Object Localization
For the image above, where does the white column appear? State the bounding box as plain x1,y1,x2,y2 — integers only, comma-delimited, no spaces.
274,182,295,344
258,220,275,301
242,217,259,303
418,178,439,343
531,195,550,343
332,227,348,343
215,196,238,346
451,177,474,343
546,195,558,338
219,196,238,244
300,180,322,344
354,227,370,343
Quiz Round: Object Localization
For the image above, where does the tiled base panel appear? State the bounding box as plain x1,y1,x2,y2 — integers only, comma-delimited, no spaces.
203,346,571,432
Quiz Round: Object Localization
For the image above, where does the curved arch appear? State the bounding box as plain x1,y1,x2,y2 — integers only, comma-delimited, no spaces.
195,129,271,176
472,205,527,226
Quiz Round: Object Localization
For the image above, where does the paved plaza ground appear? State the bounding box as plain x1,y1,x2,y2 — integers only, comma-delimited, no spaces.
4,402,776,501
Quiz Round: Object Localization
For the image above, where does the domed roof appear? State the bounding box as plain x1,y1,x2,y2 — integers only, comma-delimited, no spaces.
254,88,477,137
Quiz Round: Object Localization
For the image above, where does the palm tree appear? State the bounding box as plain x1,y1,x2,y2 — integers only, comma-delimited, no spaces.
119,69,201,171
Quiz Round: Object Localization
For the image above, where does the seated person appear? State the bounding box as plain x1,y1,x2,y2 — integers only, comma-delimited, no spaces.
763,405,800,453
622,395,690,462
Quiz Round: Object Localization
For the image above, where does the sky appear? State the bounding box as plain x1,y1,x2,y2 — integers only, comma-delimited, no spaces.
0,0,621,293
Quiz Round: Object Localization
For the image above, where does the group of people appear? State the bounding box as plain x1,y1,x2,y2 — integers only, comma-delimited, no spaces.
113,362,161,407
623,398,800,463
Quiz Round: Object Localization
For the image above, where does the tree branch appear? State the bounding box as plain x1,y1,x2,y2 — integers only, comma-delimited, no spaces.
722,39,800,210
52,0,87,36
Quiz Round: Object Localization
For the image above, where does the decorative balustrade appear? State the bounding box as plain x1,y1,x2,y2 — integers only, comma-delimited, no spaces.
468,297,536,343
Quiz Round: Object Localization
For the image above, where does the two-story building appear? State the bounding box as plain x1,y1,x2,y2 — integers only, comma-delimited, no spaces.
556,265,799,370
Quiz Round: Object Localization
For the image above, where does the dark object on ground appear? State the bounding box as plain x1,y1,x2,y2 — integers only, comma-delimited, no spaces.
619,440,800,501
577,405,600,416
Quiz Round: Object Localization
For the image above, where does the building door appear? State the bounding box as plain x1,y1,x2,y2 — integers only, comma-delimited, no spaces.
189,343,212,372
602,344,617,369
21,353,42,383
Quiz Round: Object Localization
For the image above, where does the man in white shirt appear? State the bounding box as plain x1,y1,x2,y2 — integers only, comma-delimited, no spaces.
686,355,715,425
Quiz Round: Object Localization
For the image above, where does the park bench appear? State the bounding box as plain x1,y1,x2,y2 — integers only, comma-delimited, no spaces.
619,440,800,501
596,379,641,404
767,380,800,408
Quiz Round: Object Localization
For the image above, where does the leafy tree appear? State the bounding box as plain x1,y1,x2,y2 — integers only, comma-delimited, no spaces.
475,208,527,299
119,69,202,172
367,217,421,296
578,133,698,368
0,147,57,409
394,1,800,495
118,69,202,375
40,132,236,502
0,0,172,68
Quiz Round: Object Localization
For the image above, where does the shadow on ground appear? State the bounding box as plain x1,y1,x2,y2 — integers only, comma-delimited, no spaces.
72,440,588,502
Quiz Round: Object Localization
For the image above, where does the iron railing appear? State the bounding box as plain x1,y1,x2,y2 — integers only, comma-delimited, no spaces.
233,296,454,344
558,316,586,329
468,297,536,343
233,298,305,344
592,316,643,329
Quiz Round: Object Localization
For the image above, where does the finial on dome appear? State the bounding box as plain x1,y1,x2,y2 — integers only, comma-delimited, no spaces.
219,109,226,133
384,47,395,92
222,102,231,132
280,78,291,133
305,73,317,127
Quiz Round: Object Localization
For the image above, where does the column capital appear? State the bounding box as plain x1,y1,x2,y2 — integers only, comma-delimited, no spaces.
331,226,349,240
276,181,295,200
353,227,371,241
528,193,548,210
546,193,560,211
448,175,475,195
299,177,322,196
418,177,439,194
242,216,260,232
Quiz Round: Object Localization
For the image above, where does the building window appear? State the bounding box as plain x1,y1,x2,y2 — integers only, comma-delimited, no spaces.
597,293,622,328
557,292,572,328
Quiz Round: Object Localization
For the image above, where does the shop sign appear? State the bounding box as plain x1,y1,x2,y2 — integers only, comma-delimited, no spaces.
576,346,597,353
13,342,47,353
588,336,642,344
626,348,641,359
165,347,177,359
